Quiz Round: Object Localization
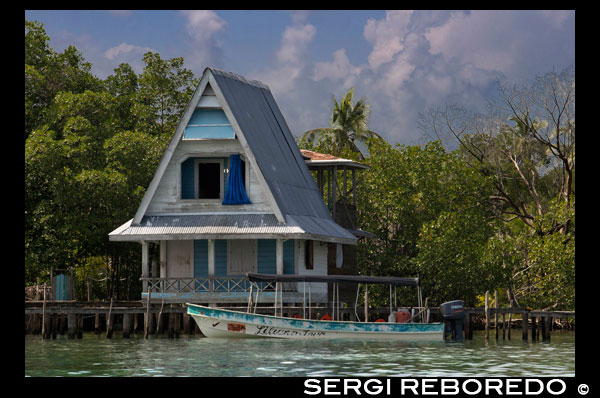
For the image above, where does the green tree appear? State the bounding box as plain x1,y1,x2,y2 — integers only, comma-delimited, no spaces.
25,19,199,300
355,139,495,306
25,19,102,140
134,52,198,137
299,87,382,158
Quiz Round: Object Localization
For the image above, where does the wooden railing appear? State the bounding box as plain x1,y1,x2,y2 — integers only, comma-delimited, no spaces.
140,277,281,294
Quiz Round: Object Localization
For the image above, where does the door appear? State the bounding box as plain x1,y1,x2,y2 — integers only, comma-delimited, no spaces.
228,239,257,275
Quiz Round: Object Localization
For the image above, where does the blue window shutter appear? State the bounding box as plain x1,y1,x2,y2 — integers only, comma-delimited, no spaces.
284,240,295,274
215,240,228,276
181,158,195,199
257,239,276,274
194,240,209,277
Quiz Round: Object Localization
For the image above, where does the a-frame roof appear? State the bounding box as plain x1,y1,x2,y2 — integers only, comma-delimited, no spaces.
115,68,356,244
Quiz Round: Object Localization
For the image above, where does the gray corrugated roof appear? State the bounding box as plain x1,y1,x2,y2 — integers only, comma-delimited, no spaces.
210,68,356,243
109,213,356,244
110,68,357,244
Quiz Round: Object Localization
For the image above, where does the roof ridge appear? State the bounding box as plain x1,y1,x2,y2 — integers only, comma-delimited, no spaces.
207,67,270,90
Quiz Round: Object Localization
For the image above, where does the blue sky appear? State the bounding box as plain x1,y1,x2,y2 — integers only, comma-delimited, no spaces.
25,10,575,145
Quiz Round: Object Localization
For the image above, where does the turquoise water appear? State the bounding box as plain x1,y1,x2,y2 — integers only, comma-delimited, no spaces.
24,331,575,377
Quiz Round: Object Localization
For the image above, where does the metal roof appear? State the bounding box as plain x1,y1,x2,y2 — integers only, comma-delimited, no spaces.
109,213,357,244
111,68,357,245
210,68,356,243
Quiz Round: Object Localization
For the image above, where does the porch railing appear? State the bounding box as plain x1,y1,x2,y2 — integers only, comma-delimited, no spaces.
141,276,283,294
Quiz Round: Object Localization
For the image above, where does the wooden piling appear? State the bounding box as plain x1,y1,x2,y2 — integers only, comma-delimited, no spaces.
51,314,58,339
508,313,512,340
494,291,499,340
183,313,190,335
168,311,175,339
41,283,47,339
67,312,77,339
123,313,132,338
522,312,528,341
463,311,471,339
174,312,181,338
544,316,551,341
144,286,151,339
106,298,114,339
540,316,546,341
502,313,506,340
484,291,490,341
77,314,83,338
94,313,101,334
156,299,165,336
531,315,537,342
133,312,139,333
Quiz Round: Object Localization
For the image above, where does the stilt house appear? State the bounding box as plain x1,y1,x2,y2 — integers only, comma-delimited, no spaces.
109,68,370,306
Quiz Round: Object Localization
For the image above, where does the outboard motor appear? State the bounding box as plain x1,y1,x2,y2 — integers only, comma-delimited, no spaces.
440,300,464,340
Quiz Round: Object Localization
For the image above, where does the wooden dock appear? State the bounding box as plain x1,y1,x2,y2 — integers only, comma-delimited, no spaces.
24,299,574,341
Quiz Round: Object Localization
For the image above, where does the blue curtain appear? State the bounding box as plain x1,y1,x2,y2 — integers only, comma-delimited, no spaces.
223,154,251,205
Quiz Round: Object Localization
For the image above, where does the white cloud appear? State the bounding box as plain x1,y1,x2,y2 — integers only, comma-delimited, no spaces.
104,42,153,60
313,48,363,86
181,10,227,41
179,10,228,71
363,10,414,69
257,18,316,95
276,23,316,64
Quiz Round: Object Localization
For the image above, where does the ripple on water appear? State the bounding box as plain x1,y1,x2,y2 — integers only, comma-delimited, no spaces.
25,331,575,377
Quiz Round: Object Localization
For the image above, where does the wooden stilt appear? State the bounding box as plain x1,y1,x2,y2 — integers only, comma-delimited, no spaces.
531,316,537,342
123,313,132,338
41,284,47,339
67,312,77,339
94,313,101,334
522,312,528,341
106,298,114,339
144,286,151,339
484,291,489,341
494,291,499,340
175,312,181,338
183,313,190,335
77,314,83,338
463,311,471,339
60,313,67,335
168,311,175,339
545,316,551,342
502,313,506,340
508,313,512,340
540,316,546,341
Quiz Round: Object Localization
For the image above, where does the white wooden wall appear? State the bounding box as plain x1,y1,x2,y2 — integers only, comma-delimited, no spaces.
146,139,273,215
295,240,328,294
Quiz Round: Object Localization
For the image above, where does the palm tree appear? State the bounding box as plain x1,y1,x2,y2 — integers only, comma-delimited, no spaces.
301,87,382,158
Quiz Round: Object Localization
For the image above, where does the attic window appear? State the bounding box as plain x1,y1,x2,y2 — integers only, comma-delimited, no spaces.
183,109,235,139
198,162,221,199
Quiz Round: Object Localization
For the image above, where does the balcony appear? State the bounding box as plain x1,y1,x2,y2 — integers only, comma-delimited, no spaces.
140,276,328,304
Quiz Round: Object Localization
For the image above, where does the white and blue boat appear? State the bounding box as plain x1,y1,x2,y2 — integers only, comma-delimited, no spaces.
187,273,445,340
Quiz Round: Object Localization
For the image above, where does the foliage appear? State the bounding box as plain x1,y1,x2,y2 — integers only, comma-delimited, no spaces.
419,67,575,309
299,87,382,158
25,19,197,300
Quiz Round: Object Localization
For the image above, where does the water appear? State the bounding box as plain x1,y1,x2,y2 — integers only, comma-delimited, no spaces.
24,331,574,377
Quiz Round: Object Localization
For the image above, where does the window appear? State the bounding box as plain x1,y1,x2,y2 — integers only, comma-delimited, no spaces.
305,240,314,270
183,108,235,139
197,162,221,199
181,156,249,202
194,159,224,200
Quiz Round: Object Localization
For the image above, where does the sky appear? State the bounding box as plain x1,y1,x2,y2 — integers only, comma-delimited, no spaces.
25,10,575,146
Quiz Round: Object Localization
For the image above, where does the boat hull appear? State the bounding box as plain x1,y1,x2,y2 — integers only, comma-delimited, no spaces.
187,303,444,341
